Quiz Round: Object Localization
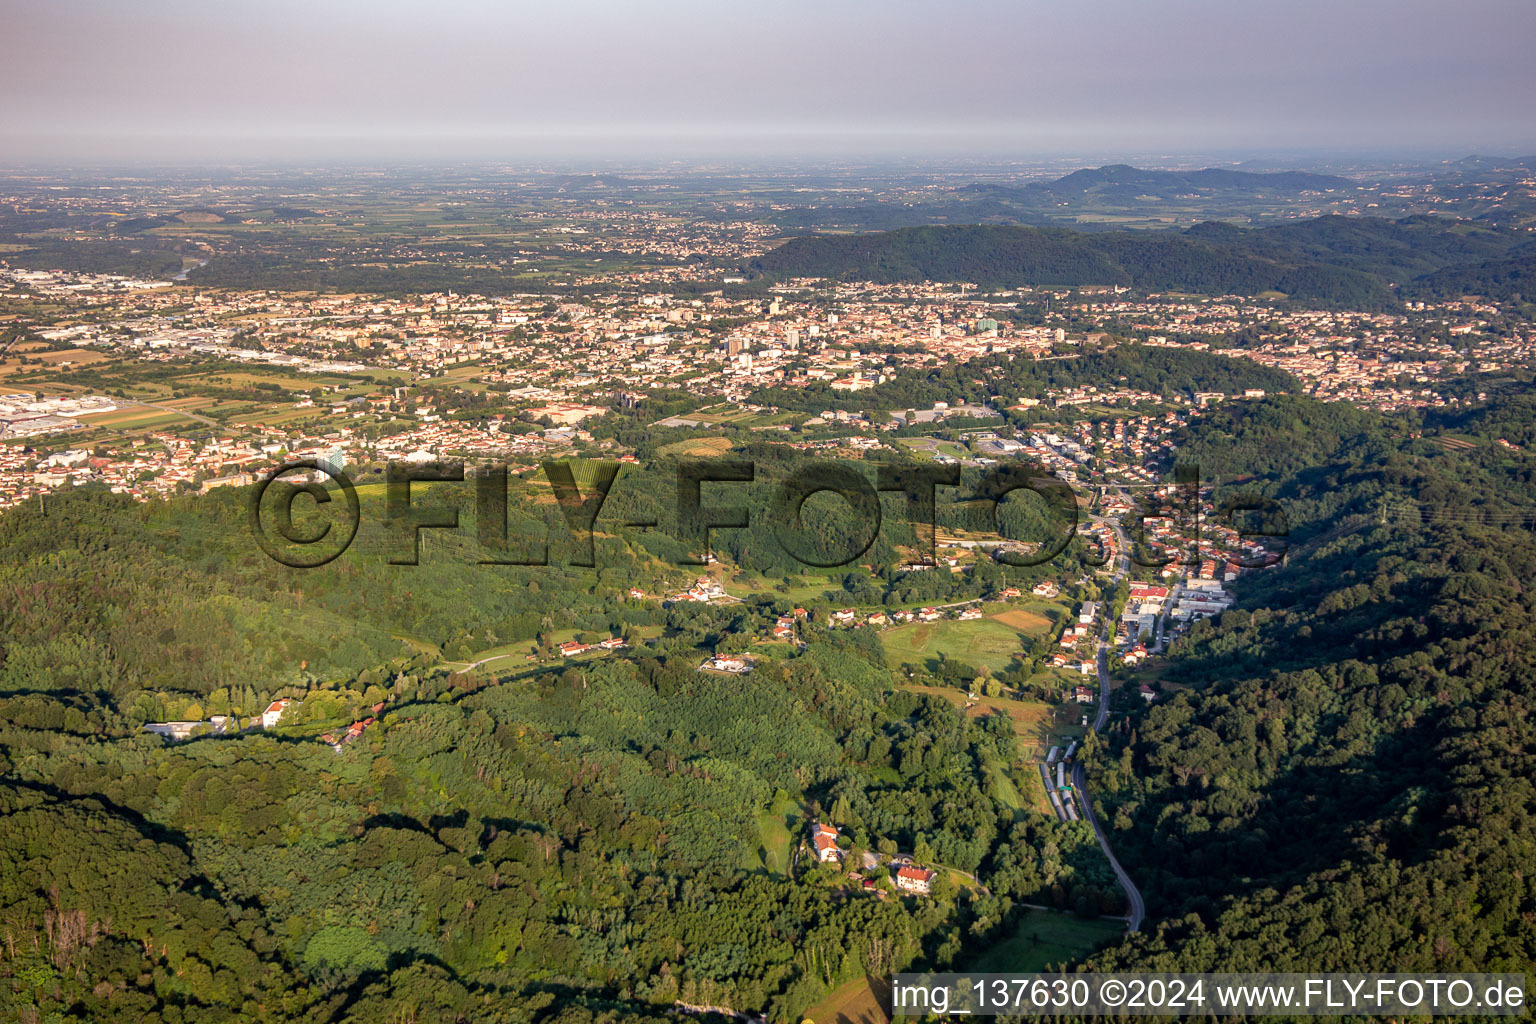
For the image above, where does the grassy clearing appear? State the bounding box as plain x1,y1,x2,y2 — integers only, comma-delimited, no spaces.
446,639,536,669
880,607,1055,675
665,403,796,428
1020,761,1056,815
966,910,1125,972
447,623,663,672
987,755,1025,815
721,573,835,604
882,618,1022,674
897,681,1055,751
746,790,801,874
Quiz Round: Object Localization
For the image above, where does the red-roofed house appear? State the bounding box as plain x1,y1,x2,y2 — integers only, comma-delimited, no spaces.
811,822,842,863
896,866,935,894
260,699,295,729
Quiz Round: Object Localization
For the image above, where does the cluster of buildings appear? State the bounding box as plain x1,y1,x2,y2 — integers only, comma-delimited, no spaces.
1050,600,1104,678
700,655,752,674
1,266,171,296
5,250,1528,516
1118,583,1170,641
826,599,998,631
0,431,284,509
0,392,119,439
767,610,807,641
670,576,728,604
143,695,396,754
810,821,937,895
1127,298,1529,411
0,393,598,510
558,636,628,658
142,697,299,741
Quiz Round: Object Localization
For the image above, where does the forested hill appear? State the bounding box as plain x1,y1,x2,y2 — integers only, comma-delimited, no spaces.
748,343,1298,414
1078,393,1536,976
0,458,1104,1022
774,166,1364,232
4,393,1535,1017
748,224,1393,307
748,216,1535,305
979,164,1356,203
1411,240,1536,302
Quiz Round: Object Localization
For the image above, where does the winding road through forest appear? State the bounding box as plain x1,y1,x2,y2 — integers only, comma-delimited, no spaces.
1075,493,1149,931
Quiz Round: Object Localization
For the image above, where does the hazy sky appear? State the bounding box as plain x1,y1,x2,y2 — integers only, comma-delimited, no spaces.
3,0,1534,162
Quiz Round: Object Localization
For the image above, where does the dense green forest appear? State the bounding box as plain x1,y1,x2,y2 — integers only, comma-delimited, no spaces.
0,240,184,280
748,224,1395,308
1413,242,1536,302
748,216,1535,307
1077,393,1536,978
0,449,1078,703
4,390,1536,1020
0,453,1118,1021
2,628,1113,1022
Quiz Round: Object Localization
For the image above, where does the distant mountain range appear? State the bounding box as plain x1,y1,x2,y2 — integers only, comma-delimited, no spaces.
971,164,1358,204
747,215,1536,306
1442,154,1536,173
770,165,1363,232
767,159,1536,233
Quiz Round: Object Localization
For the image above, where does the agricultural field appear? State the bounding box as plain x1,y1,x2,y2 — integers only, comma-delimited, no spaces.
28,347,110,368
989,605,1056,634
0,346,110,381
656,435,734,459
802,976,892,1024
983,753,1034,816
74,406,195,432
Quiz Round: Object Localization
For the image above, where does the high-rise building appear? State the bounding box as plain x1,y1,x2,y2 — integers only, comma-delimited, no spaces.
317,446,347,477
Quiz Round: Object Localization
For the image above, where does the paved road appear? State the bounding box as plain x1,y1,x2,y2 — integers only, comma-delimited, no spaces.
1150,586,1176,653
1074,649,1147,931
1076,488,1149,931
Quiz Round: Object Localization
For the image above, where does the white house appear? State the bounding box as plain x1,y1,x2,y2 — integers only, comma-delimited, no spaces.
895,866,935,894
260,699,296,729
